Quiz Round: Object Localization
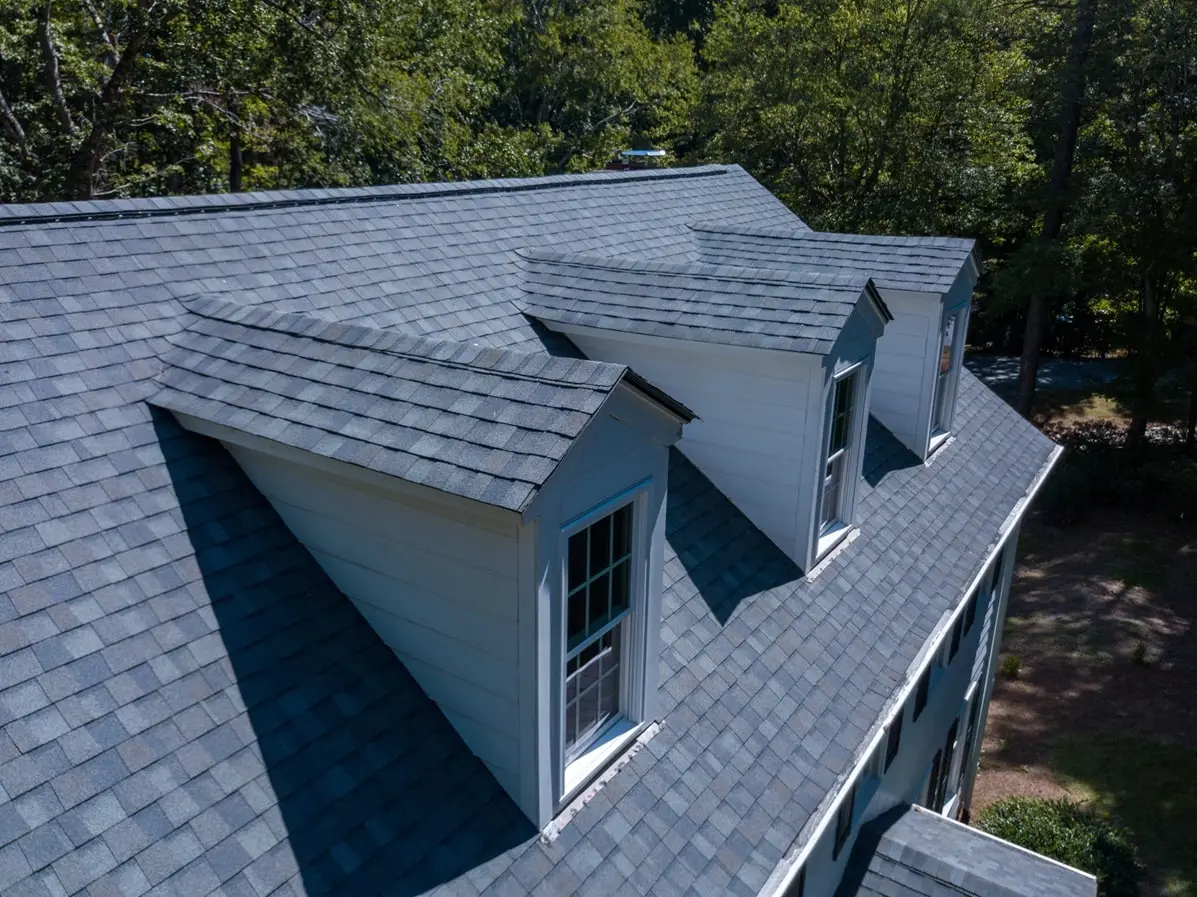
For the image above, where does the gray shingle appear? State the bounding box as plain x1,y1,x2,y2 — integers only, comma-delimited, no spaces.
0,166,1058,897
519,250,888,355
692,224,977,294
836,804,1096,897
148,298,686,512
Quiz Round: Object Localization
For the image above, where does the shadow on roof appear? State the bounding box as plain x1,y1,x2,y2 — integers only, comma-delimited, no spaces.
153,410,534,896
862,418,922,488
666,449,801,626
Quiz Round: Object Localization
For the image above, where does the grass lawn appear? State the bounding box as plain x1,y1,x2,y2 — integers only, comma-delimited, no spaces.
1052,735,1197,897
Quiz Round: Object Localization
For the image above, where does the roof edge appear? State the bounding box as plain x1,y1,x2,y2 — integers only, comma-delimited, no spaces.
0,165,734,228
517,247,874,292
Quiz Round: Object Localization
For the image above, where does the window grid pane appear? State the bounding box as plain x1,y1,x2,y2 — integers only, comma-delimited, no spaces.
564,504,635,761
822,373,856,533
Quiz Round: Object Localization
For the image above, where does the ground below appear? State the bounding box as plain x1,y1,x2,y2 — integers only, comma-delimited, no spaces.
972,510,1197,896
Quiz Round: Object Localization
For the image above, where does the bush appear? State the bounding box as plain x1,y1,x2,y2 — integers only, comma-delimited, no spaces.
1000,654,1021,678
976,797,1142,897
1036,420,1197,526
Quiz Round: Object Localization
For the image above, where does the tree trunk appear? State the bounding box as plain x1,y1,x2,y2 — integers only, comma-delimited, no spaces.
1186,376,1196,455
1016,0,1098,417
229,122,243,192
66,29,148,200
1124,274,1159,460
38,0,75,136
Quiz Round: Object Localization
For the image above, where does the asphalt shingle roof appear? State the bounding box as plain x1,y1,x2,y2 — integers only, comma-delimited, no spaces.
836,804,1096,897
692,224,978,293
0,165,1058,897
519,250,887,354
150,297,675,512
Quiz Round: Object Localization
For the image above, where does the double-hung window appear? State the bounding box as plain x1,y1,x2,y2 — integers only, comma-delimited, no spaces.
565,502,634,764
932,312,962,437
820,370,858,536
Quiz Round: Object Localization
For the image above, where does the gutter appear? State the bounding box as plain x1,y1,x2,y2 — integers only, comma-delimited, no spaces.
760,442,1065,897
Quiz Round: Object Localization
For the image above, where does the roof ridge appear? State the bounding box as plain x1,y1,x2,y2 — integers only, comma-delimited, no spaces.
0,165,733,228
517,247,873,291
179,296,625,389
691,221,977,252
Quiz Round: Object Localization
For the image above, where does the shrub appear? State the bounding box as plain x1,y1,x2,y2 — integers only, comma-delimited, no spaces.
1035,419,1197,526
1131,641,1149,666
1000,654,1021,678
976,797,1141,897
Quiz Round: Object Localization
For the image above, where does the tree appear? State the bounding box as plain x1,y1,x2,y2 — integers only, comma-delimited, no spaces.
699,0,1036,239
1012,0,1099,417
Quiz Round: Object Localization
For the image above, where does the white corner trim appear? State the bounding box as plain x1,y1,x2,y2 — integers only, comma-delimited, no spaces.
759,442,1065,897
908,806,1099,883
806,527,859,581
540,720,660,844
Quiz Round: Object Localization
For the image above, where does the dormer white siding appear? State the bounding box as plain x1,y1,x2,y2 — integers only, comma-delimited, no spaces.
870,265,975,459
561,297,885,572
177,380,684,830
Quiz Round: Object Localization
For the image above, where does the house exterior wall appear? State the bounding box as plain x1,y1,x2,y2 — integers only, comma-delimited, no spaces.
565,329,822,569
221,446,527,800
870,289,939,458
870,265,978,460
215,385,682,829
795,535,1018,897
524,385,678,821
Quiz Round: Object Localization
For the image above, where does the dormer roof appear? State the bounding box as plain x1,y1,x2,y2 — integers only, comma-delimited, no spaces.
691,223,980,294
151,297,690,512
519,250,890,355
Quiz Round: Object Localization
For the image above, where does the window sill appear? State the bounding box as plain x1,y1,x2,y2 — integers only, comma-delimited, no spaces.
562,717,640,803
816,524,851,562
928,431,951,455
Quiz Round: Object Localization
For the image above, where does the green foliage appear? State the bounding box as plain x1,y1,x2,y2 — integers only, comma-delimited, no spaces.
699,0,1036,236
976,797,1142,897
1036,420,1197,525
1000,654,1021,678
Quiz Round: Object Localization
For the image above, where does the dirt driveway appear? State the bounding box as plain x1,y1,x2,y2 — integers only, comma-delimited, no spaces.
972,510,1197,894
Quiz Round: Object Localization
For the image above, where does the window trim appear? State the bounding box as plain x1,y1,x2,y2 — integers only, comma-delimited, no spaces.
556,480,653,804
832,780,858,859
816,362,867,561
884,712,903,771
929,306,967,445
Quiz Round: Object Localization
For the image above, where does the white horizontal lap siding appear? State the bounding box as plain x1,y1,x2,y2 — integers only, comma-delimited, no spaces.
567,330,814,565
225,446,523,795
871,289,939,457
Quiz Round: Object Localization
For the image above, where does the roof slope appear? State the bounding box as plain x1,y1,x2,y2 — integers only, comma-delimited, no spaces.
0,167,1058,897
692,223,978,293
836,805,1097,897
0,165,797,354
151,297,678,512
520,250,886,354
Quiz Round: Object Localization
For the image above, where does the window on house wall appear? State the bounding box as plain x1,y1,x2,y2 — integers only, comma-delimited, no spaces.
956,692,983,801
885,713,903,770
963,589,978,634
820,370,858,536
565,503,634,764
931,312,962,436
833,781,858,859
913,666,931,720
948,615,963,662
783,864,806,897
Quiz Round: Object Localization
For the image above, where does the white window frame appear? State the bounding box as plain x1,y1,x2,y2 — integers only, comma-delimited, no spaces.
929,306,967,450
816,363,867,558
556,482,652,802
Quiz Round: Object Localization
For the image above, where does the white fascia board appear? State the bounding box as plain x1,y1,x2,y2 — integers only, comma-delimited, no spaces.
759,442,1064,897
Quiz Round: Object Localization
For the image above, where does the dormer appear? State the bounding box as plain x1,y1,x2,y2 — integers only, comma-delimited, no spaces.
150,298,692,828
692,225,980,459
519,251,892,572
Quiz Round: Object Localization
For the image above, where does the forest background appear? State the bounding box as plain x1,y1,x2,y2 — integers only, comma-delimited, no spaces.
1,0,1195,458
